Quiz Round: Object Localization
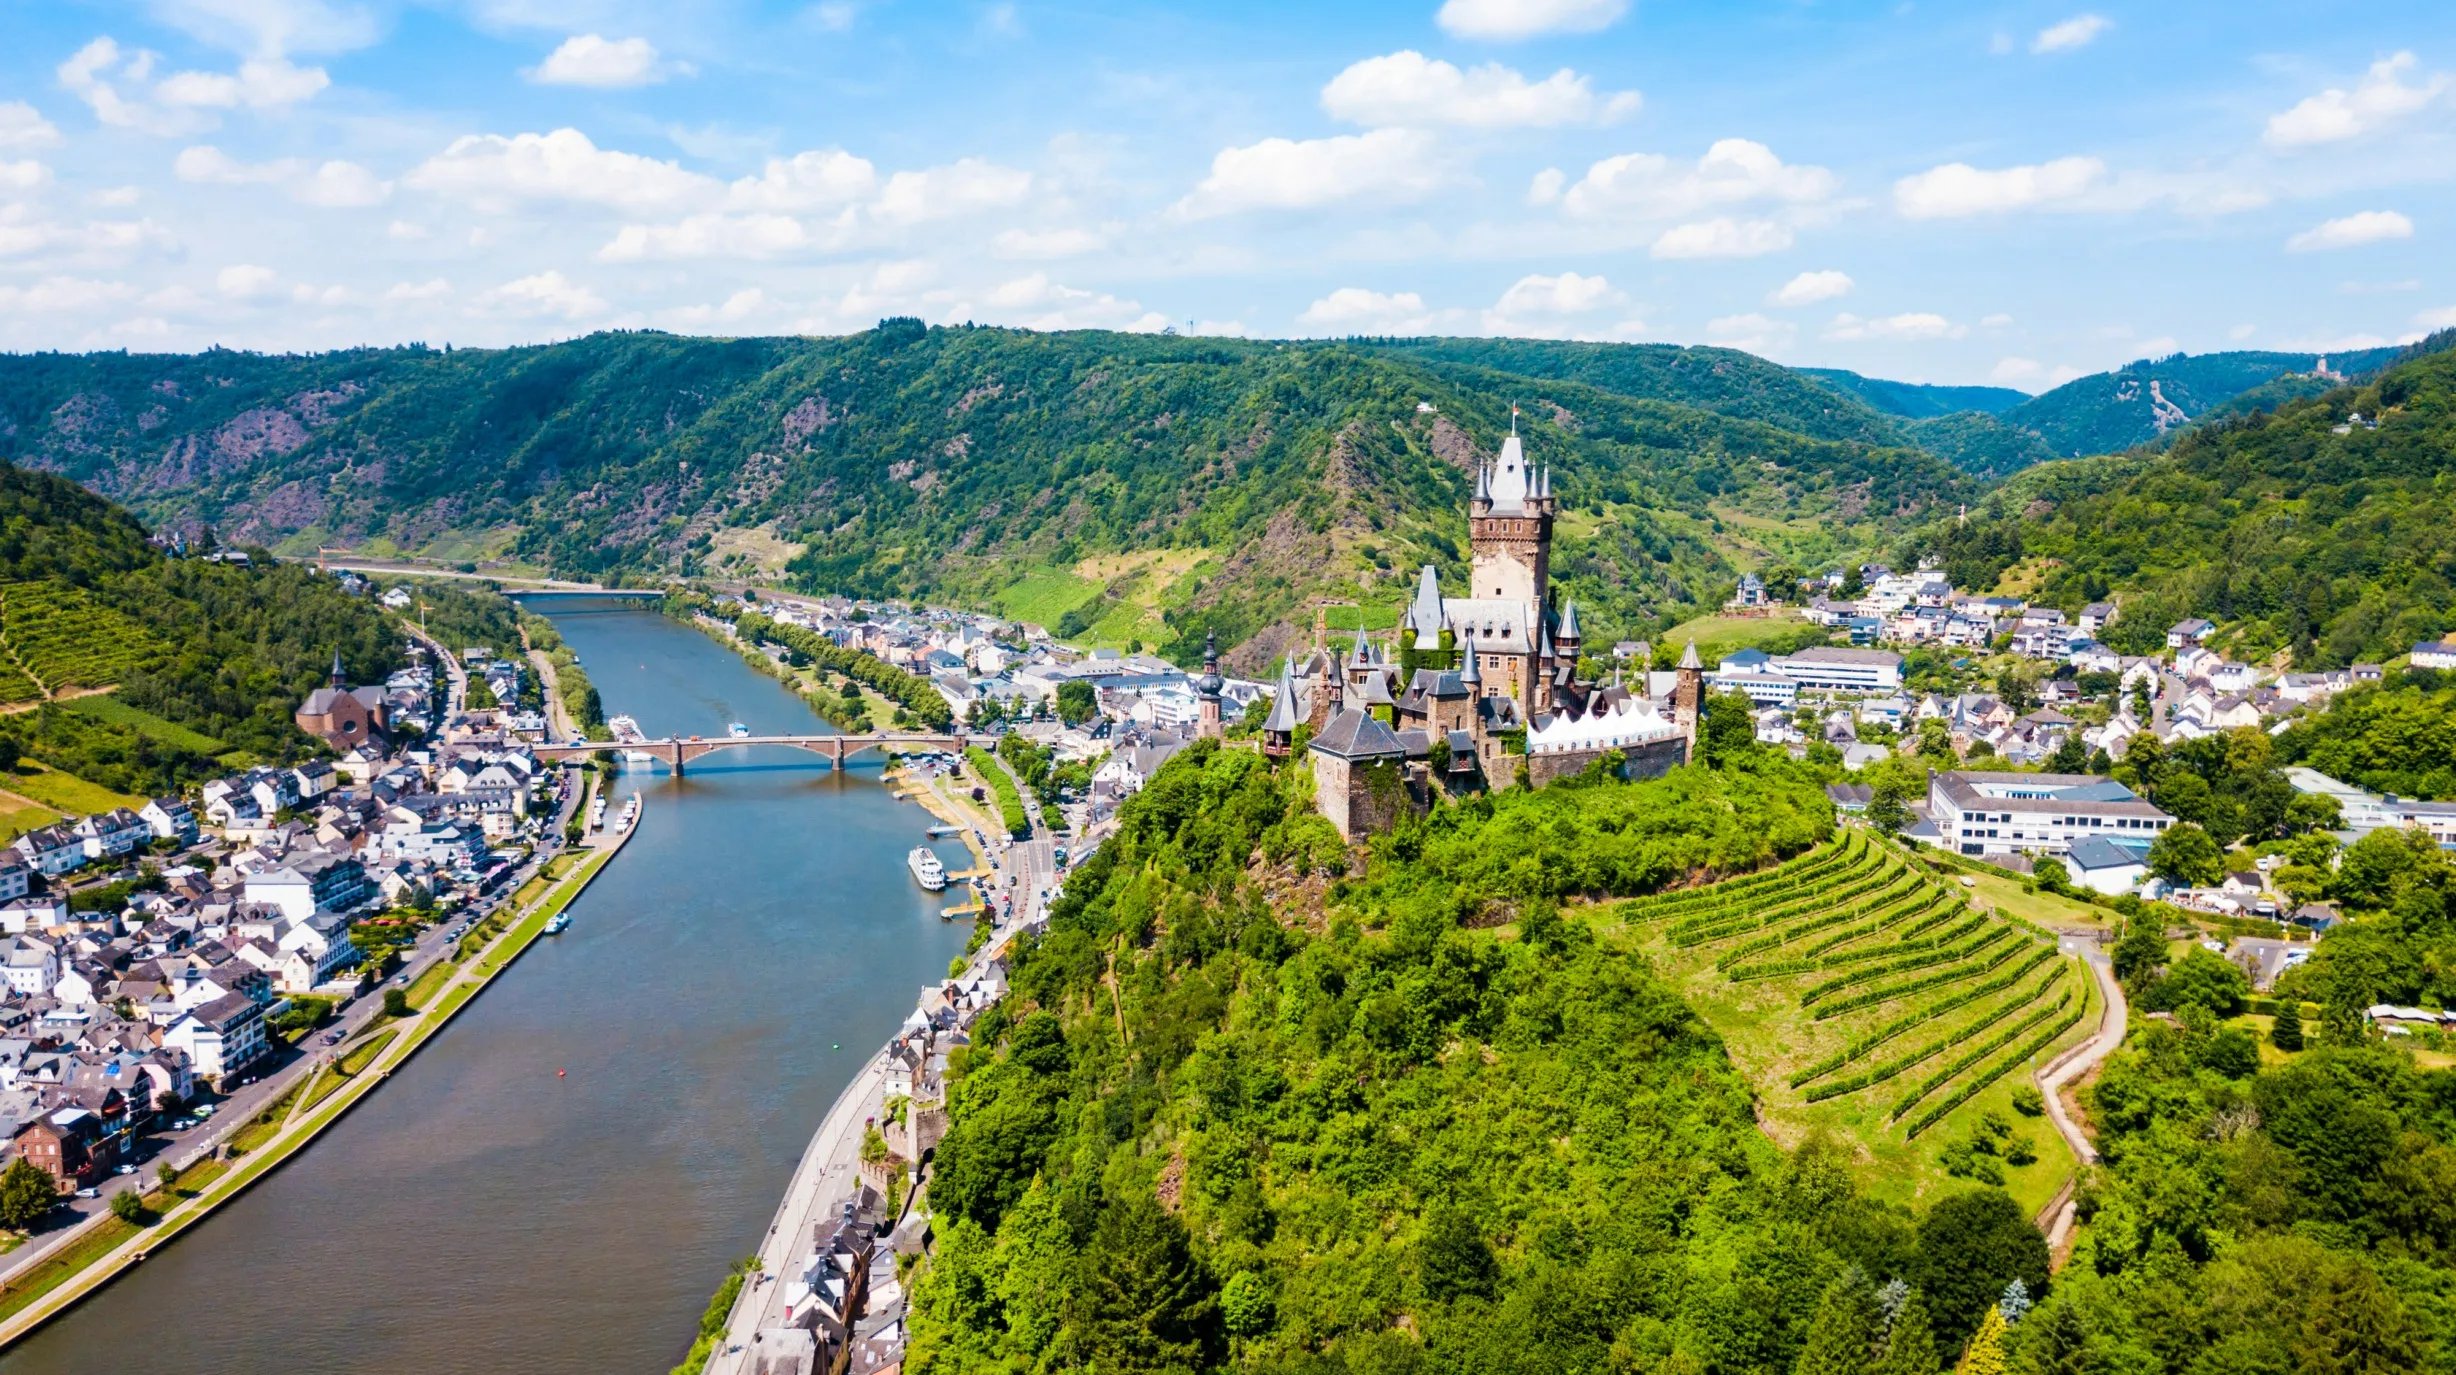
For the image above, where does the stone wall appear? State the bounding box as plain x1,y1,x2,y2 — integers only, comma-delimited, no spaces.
1524,733,1693,788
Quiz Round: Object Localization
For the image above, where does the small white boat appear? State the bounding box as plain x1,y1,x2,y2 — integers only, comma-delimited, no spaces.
728,722,751,738
908,847,947,892
544,912,572,935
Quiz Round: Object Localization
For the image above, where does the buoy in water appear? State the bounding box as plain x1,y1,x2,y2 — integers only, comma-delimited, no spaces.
557,1068,566,1078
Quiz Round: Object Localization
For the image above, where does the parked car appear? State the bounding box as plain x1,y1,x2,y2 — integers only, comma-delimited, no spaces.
75,1188,98,1199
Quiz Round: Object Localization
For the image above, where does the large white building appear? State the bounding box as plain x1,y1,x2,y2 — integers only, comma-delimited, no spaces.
1926,770,2176,858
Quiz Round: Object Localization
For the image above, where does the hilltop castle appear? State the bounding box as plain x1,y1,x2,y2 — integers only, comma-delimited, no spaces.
1205,421,1702,839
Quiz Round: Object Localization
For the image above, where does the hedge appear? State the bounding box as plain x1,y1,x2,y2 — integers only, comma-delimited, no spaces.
1789,944,2063,1085
1902,1004,2089,1138
967,746,1030,838
1802,969,2069,1103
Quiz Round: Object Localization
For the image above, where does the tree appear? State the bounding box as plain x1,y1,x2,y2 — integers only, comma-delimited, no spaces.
0,737,19,772
1074,1194,1222,1375
1220,1270,1273,1338
1703,690,1758,767
2145,947,2250,1017
1868,774,1914,838
1913,1190,2049,1354
1795,1268,1884,1375
1055,678,1098,726
0,1159,57,1231
1418,1201,1500,1302
2284,792,2343,837
1953,1307,2009,1374
381,987,413,1018
2147,822,2224,887
1878,1287,1941,1375
2031,856,2070,894
2298,1263,2426,1375
2272,1003,2305,1051
109,1188,144,1224
2111,914,2169,986
2047,734,2089,775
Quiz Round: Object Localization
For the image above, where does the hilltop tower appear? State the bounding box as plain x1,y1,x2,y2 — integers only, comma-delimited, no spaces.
1467,411,1555,608
1671,641,1704,761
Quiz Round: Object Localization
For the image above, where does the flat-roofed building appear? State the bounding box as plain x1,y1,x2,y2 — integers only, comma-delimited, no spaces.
1926,770,2175,859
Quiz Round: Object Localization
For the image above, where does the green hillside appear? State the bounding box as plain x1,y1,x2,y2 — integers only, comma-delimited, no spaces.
1902,411,2060,479
1799,368,2027,419
0,327,1974,671
2000,346,2403,458
0,461,402,793
1905,333,2456,667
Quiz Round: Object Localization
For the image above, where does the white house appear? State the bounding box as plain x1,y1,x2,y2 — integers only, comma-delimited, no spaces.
2062,835,2153,895
1925,770,2176,859
1765,647,1904,694
2414,640,2456,671
162,993,269,1084
73,808,150,862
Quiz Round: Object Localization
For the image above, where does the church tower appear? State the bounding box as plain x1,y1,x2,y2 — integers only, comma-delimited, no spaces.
1468,410,1555,608
1195,630,1224,740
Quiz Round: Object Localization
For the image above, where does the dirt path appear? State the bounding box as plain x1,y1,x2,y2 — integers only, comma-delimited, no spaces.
2035,942,2126,1255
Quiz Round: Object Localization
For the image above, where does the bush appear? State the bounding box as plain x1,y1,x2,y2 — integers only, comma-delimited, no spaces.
109,1189,145,1224
381,987,413,1018
2010,1085,2045,1116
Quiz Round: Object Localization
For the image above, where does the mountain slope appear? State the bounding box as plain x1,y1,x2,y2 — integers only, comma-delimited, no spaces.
1902,411,2060,479
0,461,402,790
1799,368,2026,419
1906,333,2456,666
0,326,1973,669
2001,346,2404,458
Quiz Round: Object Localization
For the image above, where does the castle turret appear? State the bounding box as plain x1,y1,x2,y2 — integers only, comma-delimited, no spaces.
1467,430,1554,607
1672,641,1704,762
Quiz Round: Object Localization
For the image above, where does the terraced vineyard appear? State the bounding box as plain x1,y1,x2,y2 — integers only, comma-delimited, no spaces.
0,581,166,701
1603,830,2094,1210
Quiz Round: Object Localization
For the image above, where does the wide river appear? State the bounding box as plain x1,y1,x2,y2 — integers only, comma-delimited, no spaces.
1,600,973,1375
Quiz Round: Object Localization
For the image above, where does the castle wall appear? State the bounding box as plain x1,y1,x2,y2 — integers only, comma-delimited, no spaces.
1524,733,1693,788
1313,753,1418,840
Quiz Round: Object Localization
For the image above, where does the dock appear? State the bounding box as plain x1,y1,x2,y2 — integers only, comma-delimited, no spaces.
941,898,986,920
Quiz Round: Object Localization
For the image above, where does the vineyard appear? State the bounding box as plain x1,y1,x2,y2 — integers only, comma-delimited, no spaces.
0,581,166,703
1601,829,2095,1211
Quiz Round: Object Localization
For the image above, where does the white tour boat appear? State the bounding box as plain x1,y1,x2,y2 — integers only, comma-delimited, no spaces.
908,847,948,892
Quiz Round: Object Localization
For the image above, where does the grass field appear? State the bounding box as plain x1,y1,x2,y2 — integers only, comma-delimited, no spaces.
1656,608,1822,663
57,695,226,754
0,800,63,843
1593,832,2097,1216
0,764,142,816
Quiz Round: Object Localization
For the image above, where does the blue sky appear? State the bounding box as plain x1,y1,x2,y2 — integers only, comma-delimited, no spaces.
1,0,2451,387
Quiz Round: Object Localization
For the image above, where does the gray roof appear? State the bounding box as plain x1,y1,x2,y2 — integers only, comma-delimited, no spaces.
1309,708,1407,761
1260,659,1306,734
1557,599,1580,641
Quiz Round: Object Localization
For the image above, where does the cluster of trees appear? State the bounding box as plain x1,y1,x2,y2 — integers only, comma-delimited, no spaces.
996,731,1090,809
676,593,953,730
1895,333,2456,667
2279,673,2456,800
909,735,2076,1373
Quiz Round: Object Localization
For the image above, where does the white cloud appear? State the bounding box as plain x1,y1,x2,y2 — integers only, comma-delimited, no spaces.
1320,52,1638,129
0,276,137,313
991,226,1110,259
1527,167,1565,205
724,149,878,212
1826,311,1965,342
1437,0,1627,41
598,212,815,262
666,287,768,328
1651,217,1792,259
0,161,52,193
1493,272,1621,317
0,103,60,151
155,57,329,110
2414,305,2456,331
147,0,381,58
2265,52,2449,149
384,278,451,301
529,35,684,88
1557,139,1836,222
1989,356,2084,389
90,186,142,207
385,219,428,240
174,145,390,207
2286,209,2414,252
978,273,1164,332
57,38,208,137
216,263,279,298
476,269,608,320
1175,128,1449,219
1980,312,2014,328
406,128,717,213
1893,156,2104,218
2030,14,2111,54
873,157,1033,225
1703,312,1795,355
1298,286,1434,333
1769,269,1852,307
810,2,858,31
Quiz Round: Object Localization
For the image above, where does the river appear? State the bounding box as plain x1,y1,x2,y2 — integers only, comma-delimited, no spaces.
0,600,973,1375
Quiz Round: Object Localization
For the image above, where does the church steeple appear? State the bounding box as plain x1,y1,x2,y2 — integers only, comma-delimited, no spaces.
328,648,346,688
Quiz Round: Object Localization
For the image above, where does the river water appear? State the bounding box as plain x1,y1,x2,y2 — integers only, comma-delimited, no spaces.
1,600,972,1375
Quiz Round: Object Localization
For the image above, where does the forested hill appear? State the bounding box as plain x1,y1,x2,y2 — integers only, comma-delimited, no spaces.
1991,346,2404,460
0,461,400,786
1798,368,2026,420
1905,332,2456,668
0,327,1973,671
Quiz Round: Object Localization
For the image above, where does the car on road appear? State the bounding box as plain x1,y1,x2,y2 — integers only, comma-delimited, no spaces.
75,1188,98,1199
115,1163,135,1175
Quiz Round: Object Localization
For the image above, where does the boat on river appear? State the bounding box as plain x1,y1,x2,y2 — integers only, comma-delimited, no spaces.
908,847,947,891
728,721,750,738
608,714,658,764
544,912,572,935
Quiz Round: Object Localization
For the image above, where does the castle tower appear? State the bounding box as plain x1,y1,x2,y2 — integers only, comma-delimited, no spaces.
1672,641,1704,762
1195,630,1224,740
1467,414,1555,607
328,648,347,689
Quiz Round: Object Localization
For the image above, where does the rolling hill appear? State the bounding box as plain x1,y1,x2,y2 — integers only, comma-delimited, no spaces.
1994,346,2405,459
1903,332,2456,667
1799,368,2027,420
0,326,1975,671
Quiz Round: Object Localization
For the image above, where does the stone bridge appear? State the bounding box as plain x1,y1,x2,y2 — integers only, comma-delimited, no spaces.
532,733,972,775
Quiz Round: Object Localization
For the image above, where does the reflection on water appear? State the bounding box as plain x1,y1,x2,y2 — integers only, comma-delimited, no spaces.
0,602,971,1375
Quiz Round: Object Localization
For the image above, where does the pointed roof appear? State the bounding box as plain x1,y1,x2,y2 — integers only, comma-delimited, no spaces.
1473,462,1490,503
1261,658,1305,734
1407,564,1444,650
1459,629,1481,686
1351,623,1371,666
1678,641,1702,670
1488,435,1530,511
1557,599,1581,642
1309,707,1407,761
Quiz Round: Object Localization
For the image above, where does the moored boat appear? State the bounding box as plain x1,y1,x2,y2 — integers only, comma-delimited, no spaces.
908,847,947,891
